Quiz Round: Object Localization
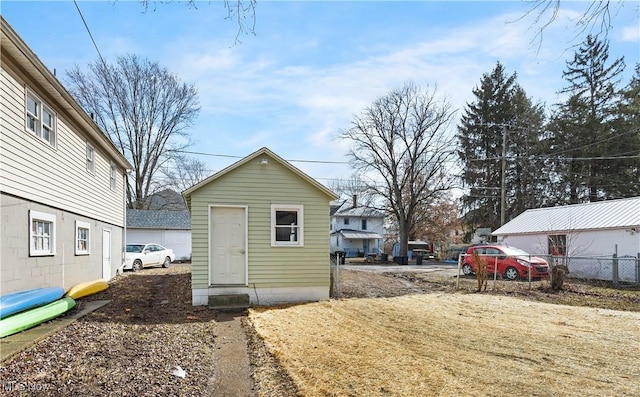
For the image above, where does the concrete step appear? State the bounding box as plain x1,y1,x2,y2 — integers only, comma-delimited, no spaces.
208,294,251,311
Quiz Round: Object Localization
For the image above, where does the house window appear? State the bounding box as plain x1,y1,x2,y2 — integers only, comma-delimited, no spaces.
25,91,56,147
29,210,56,256
361,219,367,230
110,162,117,191
75,221,90,255
86,143,95,174
271,204,304,246
344,218,350,225
548,235,567,256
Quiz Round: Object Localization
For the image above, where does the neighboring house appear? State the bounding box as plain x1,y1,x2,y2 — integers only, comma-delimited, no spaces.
330,197,385,257
135,188,187,211
126,209,192,262
183,147,338,306
0,17,132,294
492,197,640,280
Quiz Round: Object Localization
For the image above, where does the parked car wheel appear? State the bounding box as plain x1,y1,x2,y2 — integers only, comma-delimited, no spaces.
162,256,171,268
462,263,474,275
132,259,143,272
504,266,520,281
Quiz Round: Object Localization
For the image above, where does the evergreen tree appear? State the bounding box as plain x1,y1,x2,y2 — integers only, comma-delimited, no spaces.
547,35,625,203
608,64,640,198
457,62,547,233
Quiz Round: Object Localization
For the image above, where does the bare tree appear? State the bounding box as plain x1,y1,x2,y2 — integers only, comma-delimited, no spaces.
522,0,629,49
66,54,200,208
162,154,209,193
340,82,457,258
328,173,377,207
138,0,257,44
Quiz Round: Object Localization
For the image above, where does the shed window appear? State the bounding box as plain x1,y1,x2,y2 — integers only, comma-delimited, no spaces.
29,210,56,256
271,204,303,247
548,235,567,256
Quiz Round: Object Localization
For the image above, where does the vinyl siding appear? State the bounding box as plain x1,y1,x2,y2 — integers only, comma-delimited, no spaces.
1,59,125,226
190,154,332,289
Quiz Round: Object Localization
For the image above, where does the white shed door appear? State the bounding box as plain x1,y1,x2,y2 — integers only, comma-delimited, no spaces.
210,207,247,285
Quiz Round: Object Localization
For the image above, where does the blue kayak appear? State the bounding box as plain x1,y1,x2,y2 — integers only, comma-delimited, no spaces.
0,287,65,319
0,297,75,338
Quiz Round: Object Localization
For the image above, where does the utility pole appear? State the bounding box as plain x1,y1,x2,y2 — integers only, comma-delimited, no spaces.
500,125,507,226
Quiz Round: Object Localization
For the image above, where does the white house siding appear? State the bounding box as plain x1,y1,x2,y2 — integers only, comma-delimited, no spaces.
0,194,125,293
499,229,640,281
127,229,192,261
0,18,130,294
0,66,126,227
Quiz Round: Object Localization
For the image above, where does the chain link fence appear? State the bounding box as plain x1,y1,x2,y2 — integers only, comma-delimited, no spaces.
545,254,640,287
330,252,343,298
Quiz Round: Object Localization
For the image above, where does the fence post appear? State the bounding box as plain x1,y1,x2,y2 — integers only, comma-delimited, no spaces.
612,252,619,287
456,254,462,290
492,256,498,291
637,253,640,285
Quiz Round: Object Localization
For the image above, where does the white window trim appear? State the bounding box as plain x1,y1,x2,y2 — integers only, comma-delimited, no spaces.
110,162,117,191
75,220,91,255
86,143,95,174
25,89,57,147
29,210,56,256
271,204,304,247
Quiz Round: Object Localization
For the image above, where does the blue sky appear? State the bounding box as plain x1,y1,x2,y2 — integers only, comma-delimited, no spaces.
2,1,639,189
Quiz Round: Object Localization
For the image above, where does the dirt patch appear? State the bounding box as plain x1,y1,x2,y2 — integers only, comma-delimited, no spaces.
0,265,221,396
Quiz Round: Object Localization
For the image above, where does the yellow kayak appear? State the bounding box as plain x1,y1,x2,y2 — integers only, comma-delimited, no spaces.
65,279,108,299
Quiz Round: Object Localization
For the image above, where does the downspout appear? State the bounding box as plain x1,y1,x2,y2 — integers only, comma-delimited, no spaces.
116,170,129,275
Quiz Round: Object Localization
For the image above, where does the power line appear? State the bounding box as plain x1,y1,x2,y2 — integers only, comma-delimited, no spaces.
175,150,350,165
73,0,106,66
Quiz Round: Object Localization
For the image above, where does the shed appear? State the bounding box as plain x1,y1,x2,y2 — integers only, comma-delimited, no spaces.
492,196,640,258
183,147,338,306
126,209,192,261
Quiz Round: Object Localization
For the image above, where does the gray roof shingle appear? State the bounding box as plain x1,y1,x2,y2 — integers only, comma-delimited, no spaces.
127,209,191,229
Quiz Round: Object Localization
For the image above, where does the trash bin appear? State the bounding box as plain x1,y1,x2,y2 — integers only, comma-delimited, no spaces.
380,253,389,262
415,255,423,266
394,256,409,265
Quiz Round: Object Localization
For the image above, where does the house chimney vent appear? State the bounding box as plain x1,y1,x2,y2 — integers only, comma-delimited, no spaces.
352,194,357,208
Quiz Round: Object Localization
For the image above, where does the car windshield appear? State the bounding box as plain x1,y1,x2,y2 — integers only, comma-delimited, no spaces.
126,244,145,253
501,246,532,257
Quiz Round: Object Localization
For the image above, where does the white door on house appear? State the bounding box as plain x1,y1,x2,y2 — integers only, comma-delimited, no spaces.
210,206,247,285
102,229,111,280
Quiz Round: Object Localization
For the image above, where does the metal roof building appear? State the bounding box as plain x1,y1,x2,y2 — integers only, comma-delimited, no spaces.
493,196,640,235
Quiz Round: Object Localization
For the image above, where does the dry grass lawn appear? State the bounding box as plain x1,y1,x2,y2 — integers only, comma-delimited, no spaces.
249,293,640,397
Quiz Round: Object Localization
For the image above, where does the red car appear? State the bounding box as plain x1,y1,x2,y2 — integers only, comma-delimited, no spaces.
462,244,550,280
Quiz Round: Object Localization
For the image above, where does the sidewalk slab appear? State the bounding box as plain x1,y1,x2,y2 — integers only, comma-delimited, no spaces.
207,312,254,397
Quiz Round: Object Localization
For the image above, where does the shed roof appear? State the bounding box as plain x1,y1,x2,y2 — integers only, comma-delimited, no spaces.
182,147,338,201
127,209,191,229
493,196,640,235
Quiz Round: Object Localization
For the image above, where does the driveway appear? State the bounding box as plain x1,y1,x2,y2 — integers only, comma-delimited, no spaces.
342,261,459,276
